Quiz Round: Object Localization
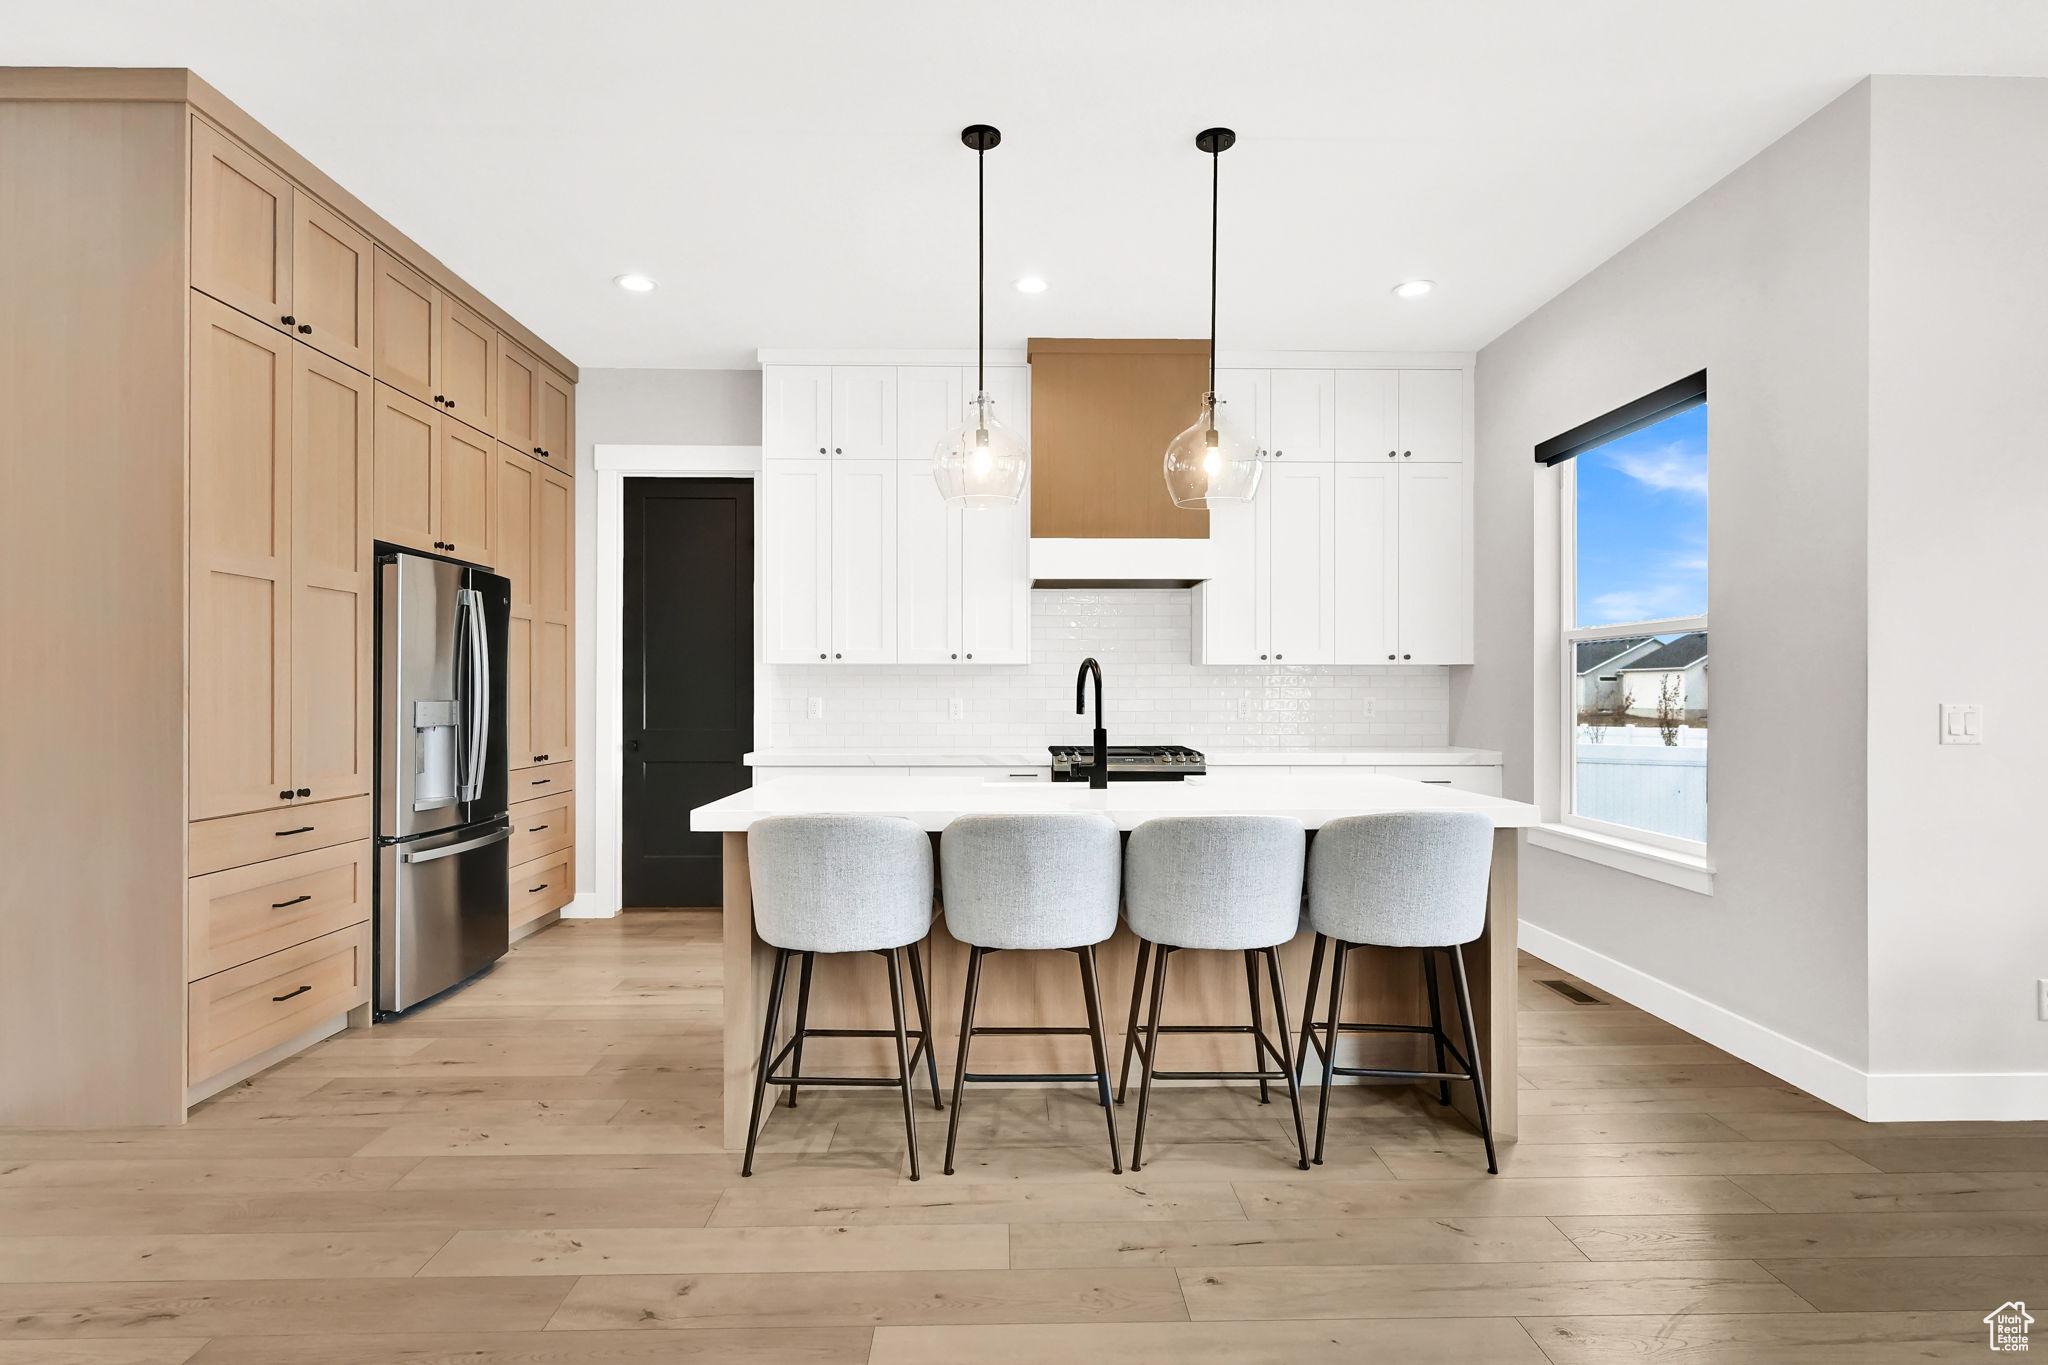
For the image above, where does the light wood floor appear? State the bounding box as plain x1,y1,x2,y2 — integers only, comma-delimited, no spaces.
2,913,2041,1363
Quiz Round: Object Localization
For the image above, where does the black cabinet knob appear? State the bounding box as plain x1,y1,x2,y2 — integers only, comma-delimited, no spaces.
1402,450,1411,458
950,653,957,660
434,395,445,403
965,653,973,660
297,324,312,335
279,789,295,801
534,447,544,456
1259,654,1268,661
1275,654,1284,661
296,787,310,798
1387,654,1396,660
1402,653,1411,660
819,653,827,659
833,653,842,659
446,542,455,552
1387,450,1397,459
833,447,842,454
817,447,826,454
281,315,295,326
446,400,456,410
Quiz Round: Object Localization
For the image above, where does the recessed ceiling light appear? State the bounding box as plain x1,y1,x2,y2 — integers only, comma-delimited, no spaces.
1391,279,1434,299
613,273,659,293
1013,276,1049,294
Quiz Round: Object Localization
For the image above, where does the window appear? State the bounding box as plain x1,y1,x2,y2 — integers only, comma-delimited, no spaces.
1546,373,1707,851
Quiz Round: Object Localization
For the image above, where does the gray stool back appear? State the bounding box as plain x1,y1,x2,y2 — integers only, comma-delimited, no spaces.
1124,815,1306,950
741,814,942,1180
748,814,934,952
1118,815,1311,1172
938,813,1124,1174
1296,810,1498,1174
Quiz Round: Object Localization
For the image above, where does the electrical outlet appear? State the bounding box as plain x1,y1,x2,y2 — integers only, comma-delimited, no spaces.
1361,698,1377,718
948,697,965,721
806,697,824,721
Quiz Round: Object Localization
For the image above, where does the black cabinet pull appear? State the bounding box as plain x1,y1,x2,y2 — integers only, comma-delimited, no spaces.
526,883,549,893
297,324,312,335
296,787,311,798
278,789,295,801
271,984,312,1003
530,779,551,786
527,824,549,832
270,894,313,909
274,825,315,837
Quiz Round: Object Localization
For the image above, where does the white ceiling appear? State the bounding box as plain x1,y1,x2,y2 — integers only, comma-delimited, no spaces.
16,1,2048,368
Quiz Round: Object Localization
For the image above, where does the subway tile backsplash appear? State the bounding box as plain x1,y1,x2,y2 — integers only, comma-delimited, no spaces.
764,589,1448,752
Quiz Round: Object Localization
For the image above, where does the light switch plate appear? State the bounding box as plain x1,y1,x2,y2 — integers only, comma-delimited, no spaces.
806,697,824,720
948,697,965,721
1940,703,1983,745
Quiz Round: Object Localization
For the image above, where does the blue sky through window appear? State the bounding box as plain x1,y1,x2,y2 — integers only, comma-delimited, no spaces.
1574,404,1707,626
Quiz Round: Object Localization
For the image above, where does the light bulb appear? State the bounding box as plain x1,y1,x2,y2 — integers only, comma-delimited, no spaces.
1163,393,1262,508
934,394,1027,508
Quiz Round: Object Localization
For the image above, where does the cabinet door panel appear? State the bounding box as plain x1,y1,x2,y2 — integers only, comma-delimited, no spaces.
533,465,575,763
372,250,438,404
496,446,537,613
537,366,572,466
831,368,896,459
1268,369,1336,462
498,340,539,452
440,299,497,434
760,460,832,662
505,613,535,770
372,384,439,555
1334,369,1398,463
191,120,292,329
189,297,294,820
895,470,957,663
291,347,374,802
958,491,1029,663
896,367,963,460
830,460,897,662
763,366,831,457
1260,461,1336,664
437,417,496,565
1196,496,1262,664
1333,462,1400,663
1212,369,1270,450
291,197,373,372
1396,462,1470,663
1398,369,1465,462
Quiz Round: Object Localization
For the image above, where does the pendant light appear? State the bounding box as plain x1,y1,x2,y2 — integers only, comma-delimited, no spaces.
1164,127,1262,509
934,124,1029,509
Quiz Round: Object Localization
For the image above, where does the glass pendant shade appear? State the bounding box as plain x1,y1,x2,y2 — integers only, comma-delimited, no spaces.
1163,393,1262,508
933,391,1028,509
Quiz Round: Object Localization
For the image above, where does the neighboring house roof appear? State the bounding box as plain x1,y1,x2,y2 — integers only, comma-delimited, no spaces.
1617,632,1709,673
1574,636,1656,675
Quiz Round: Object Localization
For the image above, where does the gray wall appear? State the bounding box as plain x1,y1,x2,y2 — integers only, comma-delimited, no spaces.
1457,82,1876,1070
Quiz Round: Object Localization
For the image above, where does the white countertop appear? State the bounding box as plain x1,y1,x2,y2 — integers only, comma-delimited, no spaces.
692,772,1540,832
744,746,1502,768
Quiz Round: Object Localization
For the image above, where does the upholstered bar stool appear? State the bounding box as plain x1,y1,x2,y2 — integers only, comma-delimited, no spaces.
1118,815,1311,1172
1295,810,1498,1173
939,813,1124,1174
741,815,945,1180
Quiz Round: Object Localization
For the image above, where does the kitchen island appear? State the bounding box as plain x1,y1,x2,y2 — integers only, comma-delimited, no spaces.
690,773,1543,1151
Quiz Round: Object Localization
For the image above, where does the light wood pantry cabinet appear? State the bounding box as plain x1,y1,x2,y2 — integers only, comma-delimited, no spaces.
497,445,574,770
0,69,578,1126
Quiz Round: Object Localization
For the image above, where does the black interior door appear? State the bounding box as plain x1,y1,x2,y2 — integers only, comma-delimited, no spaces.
622,477,753,907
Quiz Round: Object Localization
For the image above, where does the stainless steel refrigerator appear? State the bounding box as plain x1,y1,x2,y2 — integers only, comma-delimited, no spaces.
376,551,511,1014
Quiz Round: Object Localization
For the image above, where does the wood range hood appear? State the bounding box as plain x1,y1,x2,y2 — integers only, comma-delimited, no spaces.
1026,338,1217,587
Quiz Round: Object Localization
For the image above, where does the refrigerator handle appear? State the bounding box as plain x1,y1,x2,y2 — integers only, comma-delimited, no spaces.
400,824,511,863
456,588,487,802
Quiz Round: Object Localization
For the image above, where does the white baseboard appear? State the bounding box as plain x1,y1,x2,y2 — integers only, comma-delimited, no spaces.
559,891,614,920
1520,919,2048,1121
1518,919,1873,1118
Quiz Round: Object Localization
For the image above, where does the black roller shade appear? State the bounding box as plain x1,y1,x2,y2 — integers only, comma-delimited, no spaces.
1535,370,1706,466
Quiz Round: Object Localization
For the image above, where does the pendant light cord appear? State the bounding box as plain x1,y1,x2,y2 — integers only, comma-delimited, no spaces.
977,143,986,395
1209,141,1219,395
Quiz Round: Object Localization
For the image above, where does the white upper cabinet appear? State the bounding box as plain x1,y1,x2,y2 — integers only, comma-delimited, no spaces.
829,460,897,660
760,459,833,662
1334,369,1398,462
1396,369,1465,462
895,367,963,461
896,471,959,663
1260,461,1337,662
1394,461,1470,662
1267,370,1336,462
1332,462,1400,662
764,366,832,458
830,368,896,459
1212,369,1270,454
1197,495,1262,664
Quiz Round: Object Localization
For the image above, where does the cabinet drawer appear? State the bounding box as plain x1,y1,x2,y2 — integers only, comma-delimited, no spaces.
187,923,369,1084
508,790,574,865
187,840,371,981
1374,765,1502,796
189,794,372,877
510,759,574,801
509,850,573,929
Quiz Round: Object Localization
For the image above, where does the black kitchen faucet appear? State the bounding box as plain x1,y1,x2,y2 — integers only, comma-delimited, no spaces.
1074,657,1108,791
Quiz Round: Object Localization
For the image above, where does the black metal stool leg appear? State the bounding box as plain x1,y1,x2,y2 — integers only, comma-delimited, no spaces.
1129,945,1171,1171
1262,946,1312,1170
1295,931,1327,1084
906,940,944,1110
884,947,921,1181
1446,944,1499,1175
1116,939,1152,1105
740,948,792,1178
943,945,985,1176
785,952,815,1109
1313,938,1349,1165
1077,945,1122,1173
1244,950,1270,1104
1422,948,1450,1105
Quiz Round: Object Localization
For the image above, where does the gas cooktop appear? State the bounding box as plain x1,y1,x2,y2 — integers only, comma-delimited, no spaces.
1047,745,1207,782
